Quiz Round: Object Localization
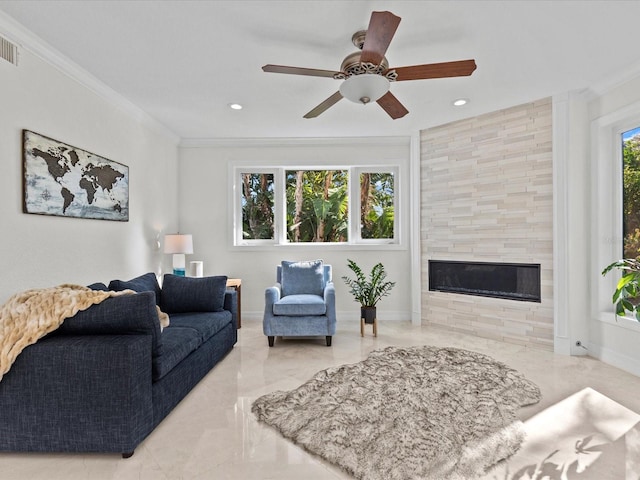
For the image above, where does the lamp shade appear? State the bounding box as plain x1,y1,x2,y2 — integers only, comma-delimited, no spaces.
339,74,390,104
163,234,193,254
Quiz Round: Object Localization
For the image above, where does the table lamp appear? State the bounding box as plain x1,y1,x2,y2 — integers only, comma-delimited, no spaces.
164,234,193,276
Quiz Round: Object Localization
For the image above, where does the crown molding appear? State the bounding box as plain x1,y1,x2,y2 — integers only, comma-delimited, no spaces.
587,57,640,98
179,135,411,148
0,11,180,145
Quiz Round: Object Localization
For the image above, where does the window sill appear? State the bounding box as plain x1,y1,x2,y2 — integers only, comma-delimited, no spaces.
599,311,640,333
230,242,406,252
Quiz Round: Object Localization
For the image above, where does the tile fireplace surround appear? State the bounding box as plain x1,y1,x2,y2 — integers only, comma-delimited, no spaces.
420,98,553,351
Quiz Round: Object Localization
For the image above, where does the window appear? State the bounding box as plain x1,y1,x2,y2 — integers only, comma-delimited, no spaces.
360,171,395,240
235,166,398,246
240,172,274,241
623,127,640,258
285,170,348,242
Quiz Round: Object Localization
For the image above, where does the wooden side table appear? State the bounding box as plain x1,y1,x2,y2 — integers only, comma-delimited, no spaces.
226,278,242,329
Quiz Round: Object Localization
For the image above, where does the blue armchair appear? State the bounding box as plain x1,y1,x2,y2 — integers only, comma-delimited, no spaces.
263,260,336,347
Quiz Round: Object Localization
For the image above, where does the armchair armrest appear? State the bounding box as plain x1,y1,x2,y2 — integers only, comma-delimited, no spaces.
324,282,336,328
265,283,282,307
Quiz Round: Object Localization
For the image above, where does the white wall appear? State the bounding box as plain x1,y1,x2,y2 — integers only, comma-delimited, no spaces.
0,47,179,303
178,138,412,322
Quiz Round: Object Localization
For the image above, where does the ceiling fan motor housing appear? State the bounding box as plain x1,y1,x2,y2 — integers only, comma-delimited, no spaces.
340,50,388,77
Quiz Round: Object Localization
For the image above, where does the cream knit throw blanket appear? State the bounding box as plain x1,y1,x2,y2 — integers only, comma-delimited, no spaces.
0,284,167,382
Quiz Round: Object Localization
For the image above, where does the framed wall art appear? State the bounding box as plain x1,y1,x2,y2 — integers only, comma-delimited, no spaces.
22,130,129,221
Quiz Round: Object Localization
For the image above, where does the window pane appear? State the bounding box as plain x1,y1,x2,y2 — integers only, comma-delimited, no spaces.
241,173,274,240
285,170,348,242
623,128,640,257
360,172,394,239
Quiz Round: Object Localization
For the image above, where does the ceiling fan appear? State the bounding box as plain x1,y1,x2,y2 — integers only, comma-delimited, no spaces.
262,11,477,120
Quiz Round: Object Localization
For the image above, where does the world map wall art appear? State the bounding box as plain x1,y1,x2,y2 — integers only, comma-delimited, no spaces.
22,130,129,221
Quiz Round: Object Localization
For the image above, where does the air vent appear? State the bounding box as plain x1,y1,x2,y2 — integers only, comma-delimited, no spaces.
0,35,18,66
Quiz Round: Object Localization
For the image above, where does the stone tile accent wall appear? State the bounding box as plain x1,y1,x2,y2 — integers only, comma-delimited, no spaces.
420,98,553,350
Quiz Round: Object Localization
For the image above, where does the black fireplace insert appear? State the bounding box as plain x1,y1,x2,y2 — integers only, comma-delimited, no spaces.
428,260,541,302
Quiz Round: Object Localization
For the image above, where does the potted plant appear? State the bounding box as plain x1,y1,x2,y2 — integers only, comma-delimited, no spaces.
602,258,640,320
342,259,396,324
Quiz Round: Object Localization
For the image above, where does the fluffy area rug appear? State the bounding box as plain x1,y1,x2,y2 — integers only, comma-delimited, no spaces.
252,346,541,480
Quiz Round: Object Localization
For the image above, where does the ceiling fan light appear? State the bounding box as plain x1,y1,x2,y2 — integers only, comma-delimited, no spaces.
339,74,389,105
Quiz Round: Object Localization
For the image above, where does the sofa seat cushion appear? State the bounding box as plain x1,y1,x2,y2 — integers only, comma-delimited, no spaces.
273,294,326,316
168,311,232,343
152,327,201,381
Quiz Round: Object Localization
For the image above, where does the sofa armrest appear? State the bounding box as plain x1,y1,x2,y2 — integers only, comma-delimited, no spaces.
0,334,153,454
224,289,238,330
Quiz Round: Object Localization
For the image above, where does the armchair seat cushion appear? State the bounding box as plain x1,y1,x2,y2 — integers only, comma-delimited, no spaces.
273,294,327,316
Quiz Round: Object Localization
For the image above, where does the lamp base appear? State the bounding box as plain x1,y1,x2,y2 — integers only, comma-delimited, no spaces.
171,253,187,276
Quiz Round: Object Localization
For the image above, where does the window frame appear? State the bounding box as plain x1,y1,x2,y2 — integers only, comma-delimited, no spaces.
232,165,401,248
233,167,279,246
592,102,640,329
352,166,399,245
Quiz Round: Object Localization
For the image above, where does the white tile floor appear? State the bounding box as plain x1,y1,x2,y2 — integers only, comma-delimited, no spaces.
2,319,640,479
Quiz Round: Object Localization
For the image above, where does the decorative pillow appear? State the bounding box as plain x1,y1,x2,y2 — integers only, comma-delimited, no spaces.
160,274,228,314
281,260,324,297
108,272,161,306
87,282,108,291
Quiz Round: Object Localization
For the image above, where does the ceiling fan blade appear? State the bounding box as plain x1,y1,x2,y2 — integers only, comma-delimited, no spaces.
391,59,477,81
303,91,344,119
360,11,401,65
376,91,408,119
262,64,341,78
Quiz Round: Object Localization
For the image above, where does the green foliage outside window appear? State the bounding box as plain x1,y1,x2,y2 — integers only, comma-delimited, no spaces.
360,172,394,239
241,173,274,240
285,170,348,242
623,129,640,257
239,168,397,244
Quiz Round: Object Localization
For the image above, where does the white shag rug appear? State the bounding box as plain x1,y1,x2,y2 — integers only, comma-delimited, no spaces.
252,345,541,480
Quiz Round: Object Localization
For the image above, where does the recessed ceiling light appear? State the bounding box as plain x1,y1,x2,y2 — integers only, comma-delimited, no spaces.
452,98,468,107
229,103,243,110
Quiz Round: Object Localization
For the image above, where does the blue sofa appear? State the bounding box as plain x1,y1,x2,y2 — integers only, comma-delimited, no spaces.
0,273,237,457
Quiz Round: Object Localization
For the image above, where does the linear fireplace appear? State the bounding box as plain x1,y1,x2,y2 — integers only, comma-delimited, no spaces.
428,260,541,302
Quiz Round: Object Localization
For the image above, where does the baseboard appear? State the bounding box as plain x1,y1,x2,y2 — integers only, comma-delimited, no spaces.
588,343,640,377
242,310,412,323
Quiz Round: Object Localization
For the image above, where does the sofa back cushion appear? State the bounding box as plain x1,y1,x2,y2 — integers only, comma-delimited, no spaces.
160,274,228,314
58,291,163,357
280,260,325,297
108,272,161,306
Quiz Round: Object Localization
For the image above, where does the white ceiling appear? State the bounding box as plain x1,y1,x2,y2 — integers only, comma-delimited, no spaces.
1,0,640,140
